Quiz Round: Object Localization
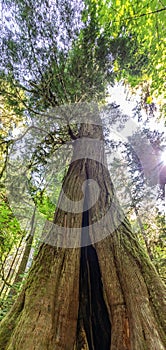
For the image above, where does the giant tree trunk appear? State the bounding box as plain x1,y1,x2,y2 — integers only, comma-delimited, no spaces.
0,117,165,350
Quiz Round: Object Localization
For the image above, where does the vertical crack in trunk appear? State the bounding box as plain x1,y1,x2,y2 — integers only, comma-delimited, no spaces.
76,163,111,350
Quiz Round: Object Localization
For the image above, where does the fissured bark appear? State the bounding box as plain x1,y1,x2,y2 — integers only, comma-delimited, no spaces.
0,122,165,350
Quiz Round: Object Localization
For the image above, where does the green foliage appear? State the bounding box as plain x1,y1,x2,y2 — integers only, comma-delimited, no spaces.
0,0,165,113
0,297,13,321
152,214,166,281
0,73,25,119
84,0,166,98
0,74,26,180
0,193,23,260
32,191,56,221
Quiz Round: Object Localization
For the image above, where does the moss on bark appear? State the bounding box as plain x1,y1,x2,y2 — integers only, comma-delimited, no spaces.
0,122,165,350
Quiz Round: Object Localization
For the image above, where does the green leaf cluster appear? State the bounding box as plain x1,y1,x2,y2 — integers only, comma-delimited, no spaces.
0,192,23,261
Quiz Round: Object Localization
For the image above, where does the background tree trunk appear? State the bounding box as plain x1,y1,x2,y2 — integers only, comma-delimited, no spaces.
0,122,165,350
0,236,24,298
8,207,36,299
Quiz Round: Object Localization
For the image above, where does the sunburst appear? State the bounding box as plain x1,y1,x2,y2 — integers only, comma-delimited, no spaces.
161,150,166,165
